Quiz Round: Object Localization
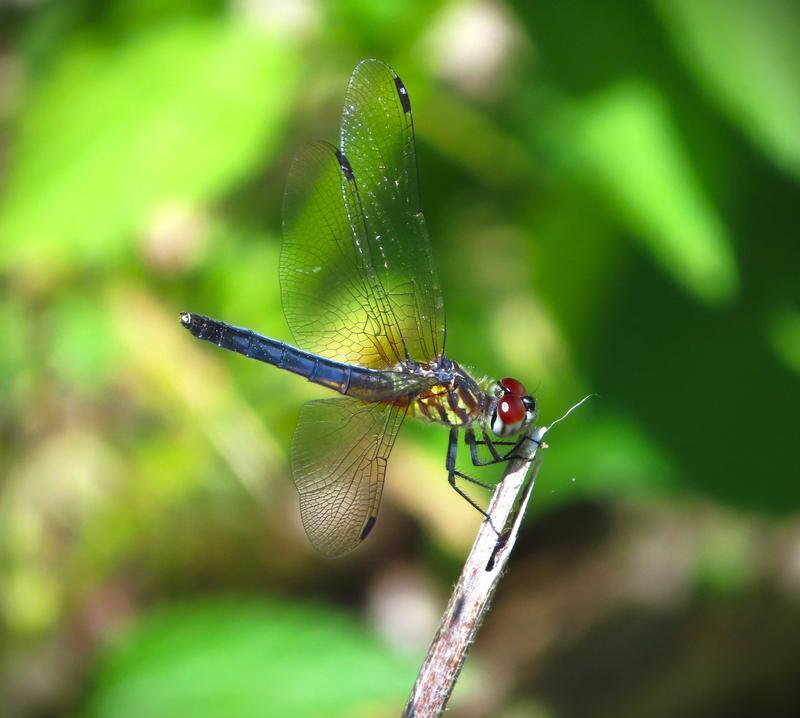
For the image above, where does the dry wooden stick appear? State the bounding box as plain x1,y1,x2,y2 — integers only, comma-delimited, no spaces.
402,423,548,718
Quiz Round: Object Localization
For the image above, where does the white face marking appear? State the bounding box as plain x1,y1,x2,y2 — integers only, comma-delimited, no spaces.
492,413,503,435
492,414,522,437
490,405,535,437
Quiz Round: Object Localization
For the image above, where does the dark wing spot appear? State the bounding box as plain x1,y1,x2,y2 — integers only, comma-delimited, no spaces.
394,75,411,113
335,148,355,181
360,515,377,540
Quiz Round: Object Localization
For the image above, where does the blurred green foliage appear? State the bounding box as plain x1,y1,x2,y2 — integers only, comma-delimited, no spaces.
1,1,798,717
0,20,296,270
83,599,417,718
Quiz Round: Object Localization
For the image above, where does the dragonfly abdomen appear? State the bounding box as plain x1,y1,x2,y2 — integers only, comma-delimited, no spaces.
180,313,408,401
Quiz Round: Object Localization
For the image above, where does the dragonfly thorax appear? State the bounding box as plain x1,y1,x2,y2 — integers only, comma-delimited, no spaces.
409,358,487,428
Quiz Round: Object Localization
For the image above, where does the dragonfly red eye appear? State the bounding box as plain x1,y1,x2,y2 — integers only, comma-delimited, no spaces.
499,377,527,397
498,396,526,424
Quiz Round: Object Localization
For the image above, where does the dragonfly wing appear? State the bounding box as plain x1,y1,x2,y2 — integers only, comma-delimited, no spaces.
341,59,446,362
291,397,407,557
281,140,409,368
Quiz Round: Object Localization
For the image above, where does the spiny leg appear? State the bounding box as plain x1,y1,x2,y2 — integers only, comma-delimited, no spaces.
466,428,518,466
467,427,503,463
472,439,517,447
467,429,541,465
446,428,499,535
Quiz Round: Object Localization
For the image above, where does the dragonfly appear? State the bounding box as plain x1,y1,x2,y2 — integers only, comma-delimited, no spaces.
181,59,537,557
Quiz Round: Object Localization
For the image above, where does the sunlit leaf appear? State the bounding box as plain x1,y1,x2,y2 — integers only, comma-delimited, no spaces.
82,598,417,718
556,82,738,305
0,20,297,272
656,0,800,178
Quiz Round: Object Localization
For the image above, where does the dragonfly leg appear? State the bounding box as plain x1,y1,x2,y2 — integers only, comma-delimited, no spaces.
469,427,503,462
465,428,519,466
472,430,542,463
446,428,500,535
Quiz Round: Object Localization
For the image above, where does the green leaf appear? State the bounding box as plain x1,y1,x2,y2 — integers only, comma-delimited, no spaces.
0,21,297,272
81,598,417,718
556,81,738,305
656,0,800,178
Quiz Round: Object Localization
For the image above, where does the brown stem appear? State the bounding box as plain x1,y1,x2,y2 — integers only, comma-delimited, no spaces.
402,424,547,717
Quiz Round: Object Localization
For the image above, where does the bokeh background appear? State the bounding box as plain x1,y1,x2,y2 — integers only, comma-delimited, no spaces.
1,1,799,716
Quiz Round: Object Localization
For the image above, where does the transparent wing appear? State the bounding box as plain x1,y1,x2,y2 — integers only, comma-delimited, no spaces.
281,140,409,369
291,398,407,557
341,59,446,362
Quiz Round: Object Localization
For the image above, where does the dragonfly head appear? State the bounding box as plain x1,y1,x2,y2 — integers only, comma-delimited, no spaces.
487,377,536,437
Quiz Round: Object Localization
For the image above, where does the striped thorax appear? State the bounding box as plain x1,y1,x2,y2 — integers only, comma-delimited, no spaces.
409,358,486,427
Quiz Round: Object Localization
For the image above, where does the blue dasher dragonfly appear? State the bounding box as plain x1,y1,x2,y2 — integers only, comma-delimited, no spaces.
181,60,537,557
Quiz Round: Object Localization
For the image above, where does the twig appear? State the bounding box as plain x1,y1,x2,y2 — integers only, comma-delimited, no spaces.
402,423,547,717
403,395,594,716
